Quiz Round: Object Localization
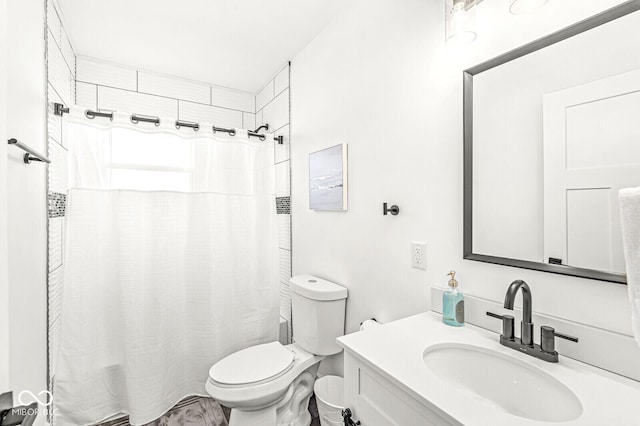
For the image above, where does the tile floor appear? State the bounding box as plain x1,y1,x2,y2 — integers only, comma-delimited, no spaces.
98,394,321,426
99,397,227,426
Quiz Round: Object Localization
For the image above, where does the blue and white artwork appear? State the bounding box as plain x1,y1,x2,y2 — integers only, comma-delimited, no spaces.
309,144,348,211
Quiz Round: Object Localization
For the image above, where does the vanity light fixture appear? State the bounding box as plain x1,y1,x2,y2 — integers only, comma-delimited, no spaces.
446,0,551,46
509,0,549,15
445,0,477,46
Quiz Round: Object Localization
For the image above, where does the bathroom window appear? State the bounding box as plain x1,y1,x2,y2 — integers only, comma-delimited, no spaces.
107,128,194,192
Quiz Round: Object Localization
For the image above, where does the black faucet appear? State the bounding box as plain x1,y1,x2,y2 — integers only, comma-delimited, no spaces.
487,280,579,363
504,280,534,346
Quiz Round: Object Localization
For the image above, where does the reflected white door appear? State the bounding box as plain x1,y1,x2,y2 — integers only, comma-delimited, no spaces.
543,69,640,274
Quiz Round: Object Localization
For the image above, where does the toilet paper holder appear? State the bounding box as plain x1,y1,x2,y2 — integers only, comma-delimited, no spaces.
359,318,379,330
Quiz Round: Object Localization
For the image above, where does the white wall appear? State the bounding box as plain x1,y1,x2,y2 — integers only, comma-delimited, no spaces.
0,0,10,395
6,0,48,418
291,0,632,372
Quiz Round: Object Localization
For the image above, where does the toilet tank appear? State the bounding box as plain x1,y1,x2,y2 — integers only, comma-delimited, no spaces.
290,275,348,356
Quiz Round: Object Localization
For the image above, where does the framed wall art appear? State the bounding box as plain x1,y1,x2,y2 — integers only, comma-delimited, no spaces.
309,143,348,211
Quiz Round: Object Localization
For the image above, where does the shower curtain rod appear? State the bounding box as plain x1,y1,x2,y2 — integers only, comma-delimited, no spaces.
56,104,284,144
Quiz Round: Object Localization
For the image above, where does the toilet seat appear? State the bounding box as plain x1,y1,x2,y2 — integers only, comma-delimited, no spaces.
209,342,295,387
206,343,325,421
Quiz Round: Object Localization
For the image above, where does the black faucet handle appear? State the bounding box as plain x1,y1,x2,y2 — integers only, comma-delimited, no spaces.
486,311,515,341
486,311,504,320
540,326,579,353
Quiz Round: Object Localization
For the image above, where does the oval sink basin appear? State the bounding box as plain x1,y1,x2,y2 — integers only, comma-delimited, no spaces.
423,343,583,422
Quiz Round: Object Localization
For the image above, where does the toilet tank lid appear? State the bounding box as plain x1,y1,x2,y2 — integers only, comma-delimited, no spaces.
290,275,348,301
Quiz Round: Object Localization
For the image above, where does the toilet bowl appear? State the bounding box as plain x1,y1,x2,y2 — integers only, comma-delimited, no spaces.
206,275,348,426
206,342,323,425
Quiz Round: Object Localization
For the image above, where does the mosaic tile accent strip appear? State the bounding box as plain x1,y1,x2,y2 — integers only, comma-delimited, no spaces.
48,191,66,218
276,196,290,214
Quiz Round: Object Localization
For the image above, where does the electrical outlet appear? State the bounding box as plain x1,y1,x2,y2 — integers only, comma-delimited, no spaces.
412,241,427,270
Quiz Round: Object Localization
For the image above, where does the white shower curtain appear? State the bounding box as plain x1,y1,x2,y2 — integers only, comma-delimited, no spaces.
53,111,279,425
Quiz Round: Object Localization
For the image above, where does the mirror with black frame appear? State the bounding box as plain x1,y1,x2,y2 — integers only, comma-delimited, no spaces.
464,1,640,284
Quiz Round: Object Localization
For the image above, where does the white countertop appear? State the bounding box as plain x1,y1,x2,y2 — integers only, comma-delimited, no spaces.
337,312,640,425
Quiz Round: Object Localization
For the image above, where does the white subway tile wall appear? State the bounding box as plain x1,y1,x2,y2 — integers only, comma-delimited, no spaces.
60,32,75,75
47,34,73,106
98,86,178,118
211,86,255,113
47,86,63,144
257,65,292,342
256,79,275,112
137,71,210,105
278,215,291,251
279,248,292,292
46,0,74,388
280,248,293,343
48,218,63,272
46,0,61,46
48,140,68,193
48,85,69,149
48,266,65,376
243,112,256,131
275,160,291,196
256,109,264,128
274,124,290,164
263,88,289,132
75,81,97,110
76,57,137,91
274,66,289,96
178,100,243,128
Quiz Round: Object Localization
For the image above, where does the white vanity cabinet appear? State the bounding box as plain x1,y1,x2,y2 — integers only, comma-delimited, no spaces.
343,351,458,426
337,312,640,426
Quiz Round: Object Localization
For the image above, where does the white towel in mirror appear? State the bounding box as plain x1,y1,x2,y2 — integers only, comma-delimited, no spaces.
620,187,640,347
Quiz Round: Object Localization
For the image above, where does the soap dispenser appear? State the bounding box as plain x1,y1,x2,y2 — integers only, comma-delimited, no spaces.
443,270,464,327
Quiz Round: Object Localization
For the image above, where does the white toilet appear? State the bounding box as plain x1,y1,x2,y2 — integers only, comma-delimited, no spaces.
205,274,348,426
